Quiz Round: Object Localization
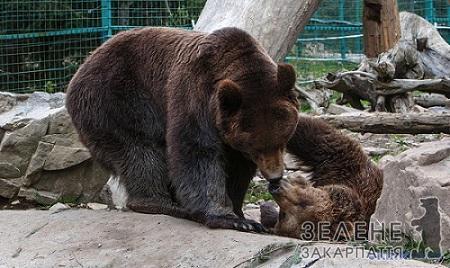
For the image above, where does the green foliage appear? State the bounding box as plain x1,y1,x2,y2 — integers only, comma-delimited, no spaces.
391,134,411,153
300,101,312,113
58,195,80,205
44,81,56,93
244,181,273,204
370,154,382,163
441,251,450,266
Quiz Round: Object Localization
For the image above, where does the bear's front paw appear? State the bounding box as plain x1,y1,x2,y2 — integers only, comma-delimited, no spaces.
205,214,267,233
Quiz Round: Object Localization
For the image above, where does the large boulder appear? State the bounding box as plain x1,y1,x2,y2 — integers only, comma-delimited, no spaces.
372,138,450,256
0,92,109,204
0,209,440,267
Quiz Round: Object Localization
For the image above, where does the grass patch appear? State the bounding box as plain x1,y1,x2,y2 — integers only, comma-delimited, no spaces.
244,181,273,204
370,154,383,163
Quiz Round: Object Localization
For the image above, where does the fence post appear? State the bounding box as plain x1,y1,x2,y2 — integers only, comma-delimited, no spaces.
447,4,450,26
339,0,347,60
424,0,434,23
101,0,112,42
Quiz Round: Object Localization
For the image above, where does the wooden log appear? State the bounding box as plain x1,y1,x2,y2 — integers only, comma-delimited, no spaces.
317,113,450,134
315,12,450,112
194,0,323,61
414,94,450,108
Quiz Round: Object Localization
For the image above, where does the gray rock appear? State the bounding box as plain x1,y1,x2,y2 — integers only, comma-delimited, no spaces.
17,188,60,205
43,145,91,171
0,118,49,177
49,202,70,213
372,138,450,254
0,92,21,114
364,146,390,157
31,160,109,203
0,91,64,128
0,209,440,267
0,162,21,178
243,203,259,210
0,178,20,198
41,133,84,147
24,142,55,186
86,202,108,210
47,109,76,134
0,92,109,203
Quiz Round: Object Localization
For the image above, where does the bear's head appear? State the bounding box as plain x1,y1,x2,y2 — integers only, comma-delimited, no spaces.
201,27,299,182
266,174,333,239
214,62,299,182
261,173,365,241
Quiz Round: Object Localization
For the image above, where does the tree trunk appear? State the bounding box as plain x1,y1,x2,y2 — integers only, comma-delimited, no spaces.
363,0,401,58
194,0,323,61
318,113,450,134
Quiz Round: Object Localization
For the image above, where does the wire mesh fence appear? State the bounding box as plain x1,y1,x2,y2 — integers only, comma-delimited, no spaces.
287,0,450,84
0,0,449,93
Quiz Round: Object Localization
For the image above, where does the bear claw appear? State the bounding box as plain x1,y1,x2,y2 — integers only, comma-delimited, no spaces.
206,215,267,233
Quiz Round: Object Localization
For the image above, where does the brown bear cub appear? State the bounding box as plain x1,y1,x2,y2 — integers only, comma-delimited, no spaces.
66,27,300,232
260,116,383,240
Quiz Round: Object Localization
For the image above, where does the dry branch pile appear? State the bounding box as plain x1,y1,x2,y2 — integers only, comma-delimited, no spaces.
314,12,449,114
300,12,450,134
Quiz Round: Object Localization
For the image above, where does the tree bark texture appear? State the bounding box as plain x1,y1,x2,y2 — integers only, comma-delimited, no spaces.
194,0,323,61
363,0,401,58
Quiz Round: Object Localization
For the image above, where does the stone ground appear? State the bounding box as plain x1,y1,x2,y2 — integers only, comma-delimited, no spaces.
1,92,449,267
0,209,442,268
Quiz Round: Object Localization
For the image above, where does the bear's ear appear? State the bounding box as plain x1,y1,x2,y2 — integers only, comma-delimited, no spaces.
217,79,242,115
277,63,296,90
197,42,216,60
197,34,218,60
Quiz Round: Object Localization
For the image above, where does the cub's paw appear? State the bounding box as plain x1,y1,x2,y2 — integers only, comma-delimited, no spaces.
205,214,267,233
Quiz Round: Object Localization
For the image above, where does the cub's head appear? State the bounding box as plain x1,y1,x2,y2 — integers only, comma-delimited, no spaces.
264,174,333,239
214,63,299,182
261,173,365,240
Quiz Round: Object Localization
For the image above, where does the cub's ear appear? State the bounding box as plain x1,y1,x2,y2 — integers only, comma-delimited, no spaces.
217,79,242,115
277,63,296,90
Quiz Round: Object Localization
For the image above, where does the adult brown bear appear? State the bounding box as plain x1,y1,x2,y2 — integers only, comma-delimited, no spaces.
66,27,299,232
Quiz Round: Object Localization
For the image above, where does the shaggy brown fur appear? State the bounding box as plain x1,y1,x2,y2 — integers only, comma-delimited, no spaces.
261,116,383,240
66,27,299,232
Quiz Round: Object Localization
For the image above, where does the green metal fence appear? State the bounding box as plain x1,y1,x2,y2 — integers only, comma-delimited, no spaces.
1,0,449,93
287,0,450,83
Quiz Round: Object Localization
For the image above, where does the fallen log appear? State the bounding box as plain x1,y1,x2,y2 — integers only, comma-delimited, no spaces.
414,94,450,108
316,75,450,97
317,112,450,134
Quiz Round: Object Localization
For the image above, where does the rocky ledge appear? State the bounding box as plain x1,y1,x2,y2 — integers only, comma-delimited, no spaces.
0,209,442,268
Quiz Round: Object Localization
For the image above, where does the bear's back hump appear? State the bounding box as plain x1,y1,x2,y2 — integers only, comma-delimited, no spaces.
68,27,205,95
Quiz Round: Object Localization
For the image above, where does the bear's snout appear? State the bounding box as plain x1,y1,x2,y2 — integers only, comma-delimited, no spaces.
254,150,285,182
